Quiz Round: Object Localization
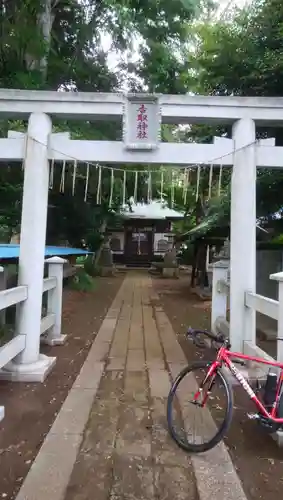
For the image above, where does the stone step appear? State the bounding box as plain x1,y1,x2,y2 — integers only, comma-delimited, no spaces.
126,263,151,268
222,363,266,387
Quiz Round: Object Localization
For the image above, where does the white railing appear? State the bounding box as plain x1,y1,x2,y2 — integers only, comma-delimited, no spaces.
245,292,278,321
42,276,57,292
0,285,28,310
211,260,283,365
0,256,70,421
0,335,26,370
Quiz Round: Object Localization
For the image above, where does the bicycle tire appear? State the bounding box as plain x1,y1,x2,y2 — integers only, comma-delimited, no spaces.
167,360,234,453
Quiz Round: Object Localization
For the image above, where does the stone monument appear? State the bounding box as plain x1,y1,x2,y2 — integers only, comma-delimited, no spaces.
97,238,115,276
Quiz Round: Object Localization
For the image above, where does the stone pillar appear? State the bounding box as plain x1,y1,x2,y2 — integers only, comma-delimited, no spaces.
230,118,256,352
2,113,56,382
211,260,229,333
98,238,115,277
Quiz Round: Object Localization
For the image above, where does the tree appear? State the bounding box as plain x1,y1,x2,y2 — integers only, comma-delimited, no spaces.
191,0,283,99
176,0,283,225
0,0,210,245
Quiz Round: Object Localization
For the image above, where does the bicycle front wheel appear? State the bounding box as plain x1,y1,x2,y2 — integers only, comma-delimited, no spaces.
167,361,233,453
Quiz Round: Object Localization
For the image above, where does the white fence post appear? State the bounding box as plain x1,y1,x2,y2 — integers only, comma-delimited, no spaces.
211,260,229,333
270,271,283,363
0,266,7,326
42,257,67,346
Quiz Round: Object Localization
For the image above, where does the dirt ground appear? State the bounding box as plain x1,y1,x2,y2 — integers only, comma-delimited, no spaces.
0,274,124,500
152,273,283,500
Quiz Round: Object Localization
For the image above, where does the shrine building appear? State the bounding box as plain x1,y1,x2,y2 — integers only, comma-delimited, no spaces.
108,200,184,267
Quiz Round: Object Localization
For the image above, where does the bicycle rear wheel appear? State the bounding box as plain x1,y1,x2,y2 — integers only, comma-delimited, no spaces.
167,361,233,453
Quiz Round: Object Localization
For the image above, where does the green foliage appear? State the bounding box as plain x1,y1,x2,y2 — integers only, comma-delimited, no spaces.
271,233,283,244
191,0,283,100
0,166,23,237
4,0,283,246
69,269,96,292
0,0,209,244
83,256,101,277
179,0,283,229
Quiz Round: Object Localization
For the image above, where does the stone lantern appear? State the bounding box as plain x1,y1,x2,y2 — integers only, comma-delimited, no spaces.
207,238,230,290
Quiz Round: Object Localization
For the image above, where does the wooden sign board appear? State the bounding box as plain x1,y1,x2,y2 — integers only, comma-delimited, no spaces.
123,94,161,151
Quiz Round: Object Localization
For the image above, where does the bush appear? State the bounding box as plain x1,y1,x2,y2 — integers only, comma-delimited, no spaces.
69,269,96,292
83,255,101,277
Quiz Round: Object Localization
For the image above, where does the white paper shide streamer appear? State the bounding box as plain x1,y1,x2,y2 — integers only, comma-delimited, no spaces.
218,164,223,196
122,170,126,206
134,171,138,203
40,157,228,206
147,171,152,203
196,165,201,201
72,160,77,196
208,163,213,199
84,163,90,202
183,167,189,205
109,168,114,207
60,160,66,193
160,170,164,202
171,170,175,208
96,165,102,204
49,159,54,189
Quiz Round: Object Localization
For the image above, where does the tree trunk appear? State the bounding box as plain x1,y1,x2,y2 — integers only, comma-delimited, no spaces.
198,243,208,288
25,0,55,81
191,242,198,287
94,219,107,267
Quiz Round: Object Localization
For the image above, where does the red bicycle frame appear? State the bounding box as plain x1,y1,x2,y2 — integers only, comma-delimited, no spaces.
204,347,283,423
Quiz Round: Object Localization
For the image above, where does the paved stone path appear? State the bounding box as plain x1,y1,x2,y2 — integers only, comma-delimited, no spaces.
16,273,248,500
64,274,198,500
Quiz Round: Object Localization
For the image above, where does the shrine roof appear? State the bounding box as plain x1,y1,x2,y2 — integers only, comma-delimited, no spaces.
121,200,184,220
0,245,91,261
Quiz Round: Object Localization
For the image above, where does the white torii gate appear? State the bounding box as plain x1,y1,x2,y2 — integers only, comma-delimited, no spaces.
0,89,282,381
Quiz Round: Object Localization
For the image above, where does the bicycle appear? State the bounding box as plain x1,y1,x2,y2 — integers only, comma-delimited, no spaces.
167,327,283,453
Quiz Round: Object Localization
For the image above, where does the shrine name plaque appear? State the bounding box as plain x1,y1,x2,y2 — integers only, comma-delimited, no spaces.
123,94,161,151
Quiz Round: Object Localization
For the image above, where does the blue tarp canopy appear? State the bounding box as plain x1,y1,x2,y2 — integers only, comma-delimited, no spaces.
0,244,92,260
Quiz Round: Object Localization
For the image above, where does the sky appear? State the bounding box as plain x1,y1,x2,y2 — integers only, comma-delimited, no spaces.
217,0,252,13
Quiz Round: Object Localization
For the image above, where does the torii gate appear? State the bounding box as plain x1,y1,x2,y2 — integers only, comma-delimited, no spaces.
0,89,283,381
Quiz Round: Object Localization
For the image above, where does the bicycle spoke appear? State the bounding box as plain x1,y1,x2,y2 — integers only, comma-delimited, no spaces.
167,362,233,452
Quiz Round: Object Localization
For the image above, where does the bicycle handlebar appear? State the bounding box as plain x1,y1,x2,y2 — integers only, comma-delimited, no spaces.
186,327,226,348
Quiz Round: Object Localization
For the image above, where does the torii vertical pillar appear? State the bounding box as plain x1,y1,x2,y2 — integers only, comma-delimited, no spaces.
2,113,56,382
230,118,256,352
